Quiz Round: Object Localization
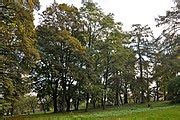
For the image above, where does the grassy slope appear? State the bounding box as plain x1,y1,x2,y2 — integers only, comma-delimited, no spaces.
5,102,180,120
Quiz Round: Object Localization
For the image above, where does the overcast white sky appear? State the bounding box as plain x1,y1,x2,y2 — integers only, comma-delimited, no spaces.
34,0,175,36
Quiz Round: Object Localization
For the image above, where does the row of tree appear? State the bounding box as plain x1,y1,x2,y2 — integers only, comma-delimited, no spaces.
1,1,179,115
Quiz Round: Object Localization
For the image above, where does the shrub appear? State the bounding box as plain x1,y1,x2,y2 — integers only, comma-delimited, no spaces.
167,76,180,103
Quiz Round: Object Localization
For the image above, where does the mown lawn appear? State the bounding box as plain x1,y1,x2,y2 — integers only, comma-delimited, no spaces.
5,102,180,120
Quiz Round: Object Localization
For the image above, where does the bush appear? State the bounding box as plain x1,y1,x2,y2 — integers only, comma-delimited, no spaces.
167,76,180,103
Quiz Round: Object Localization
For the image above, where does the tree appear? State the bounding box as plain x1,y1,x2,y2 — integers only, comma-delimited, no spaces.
79,2,106,110
33,3,86,113
152,4,179,101
167,76,180,103
130,24,154,103
12,95,38,115
0,1,39,116
80,2,133,109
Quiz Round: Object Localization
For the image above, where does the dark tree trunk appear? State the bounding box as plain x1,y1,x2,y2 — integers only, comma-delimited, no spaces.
153,94,156,102
74,98,80,111
73,99,77,110
85,92,89,112
93,99,96,109
103,94,106,110
53,80,59,113
124,93,128,104
91,94,96,108
163,90,166,101
101,97,104,108
75,98,80,110
66,98,71,112
156,81,159,101
120,95,123,105
141,90,145,103
53,93,58,113
115,91,119,106
62,75,67,112
66,81,71,112
124,83,128,104
32,109,35,114
138,37,145,103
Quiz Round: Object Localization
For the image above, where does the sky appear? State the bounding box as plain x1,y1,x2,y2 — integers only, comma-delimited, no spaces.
34,0,175,36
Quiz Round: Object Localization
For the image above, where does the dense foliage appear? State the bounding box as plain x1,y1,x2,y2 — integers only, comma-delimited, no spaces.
0,0,39,116
167,76,180,103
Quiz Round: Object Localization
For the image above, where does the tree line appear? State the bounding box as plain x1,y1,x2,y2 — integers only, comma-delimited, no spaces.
1,1,179,115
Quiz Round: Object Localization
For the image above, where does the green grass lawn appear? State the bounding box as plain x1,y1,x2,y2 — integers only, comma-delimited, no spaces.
5,102,180,120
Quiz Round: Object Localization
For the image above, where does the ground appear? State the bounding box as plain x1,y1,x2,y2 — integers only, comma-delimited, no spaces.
5,101,180,120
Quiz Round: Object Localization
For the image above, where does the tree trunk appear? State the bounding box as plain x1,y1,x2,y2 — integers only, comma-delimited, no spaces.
53,93,58,113
53,80,59,113
115,91,119,106
115,71,120,106
85,92,89,112
120,95,123,105
147,79,150,102
156,81,159,101
124,93,128,104
101,97,104,108
73,99,77,110
138,37,144,103
141,90,145,103
32,109,35,114
76,98,80,110
10,104,14,116
66,82,71,112
93,99,96,109
103,64,109,110
77,98,80,110
124,83,128,104
62,76,67,112
7,110,9,116
103,94,106,110
66,98,71,112
147,90,150,102
163,90,166,101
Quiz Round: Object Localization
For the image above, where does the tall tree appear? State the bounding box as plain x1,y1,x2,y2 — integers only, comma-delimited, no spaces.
130,24,154,103
0,1,39,115
152,5,180,101
33,3,86,113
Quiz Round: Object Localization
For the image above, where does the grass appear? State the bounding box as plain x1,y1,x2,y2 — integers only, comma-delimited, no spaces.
5,101,180,120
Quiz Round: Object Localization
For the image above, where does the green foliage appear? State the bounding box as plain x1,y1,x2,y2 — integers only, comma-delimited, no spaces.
1,0,40,9
152,5,180,102
130,24,154,103
15,95,38,115
33,3,88,113
0,1,39,116
167,76,180,103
